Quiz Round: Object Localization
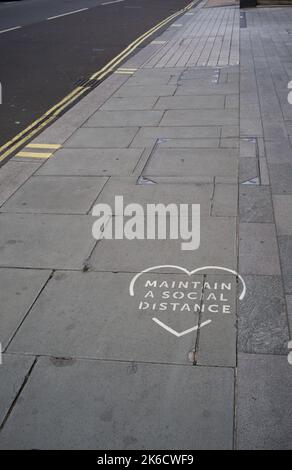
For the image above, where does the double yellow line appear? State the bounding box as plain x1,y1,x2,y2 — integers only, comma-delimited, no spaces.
0,0,199,164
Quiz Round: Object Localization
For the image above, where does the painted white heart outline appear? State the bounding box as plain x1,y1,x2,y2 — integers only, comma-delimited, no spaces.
129,265,246,337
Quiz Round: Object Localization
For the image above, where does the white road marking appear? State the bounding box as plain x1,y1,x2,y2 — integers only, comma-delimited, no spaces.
47,8,89,21
102,0,124,5
152,318,212,338
0,26,21,34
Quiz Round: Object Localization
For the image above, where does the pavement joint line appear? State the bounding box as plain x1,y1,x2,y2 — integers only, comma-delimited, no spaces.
47,8,89,21
0,0,200,166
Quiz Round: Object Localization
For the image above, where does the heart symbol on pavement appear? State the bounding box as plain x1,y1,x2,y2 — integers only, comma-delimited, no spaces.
129,265,246,337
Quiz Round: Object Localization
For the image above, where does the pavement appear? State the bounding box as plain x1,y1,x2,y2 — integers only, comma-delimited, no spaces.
0,0,292,450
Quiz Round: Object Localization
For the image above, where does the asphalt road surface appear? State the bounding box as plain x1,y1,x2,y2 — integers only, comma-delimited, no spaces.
0,0,193,147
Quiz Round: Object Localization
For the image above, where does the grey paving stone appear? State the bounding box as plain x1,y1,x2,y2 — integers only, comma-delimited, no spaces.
239,187,274,223
222,125,239,138
175,83,239,95
240,118,263,137
0,162,41,207
95,177,213,216
8,271,207,364
145,148,238,178
225,94,239,109
154,95,225,110
238,276,289,354
273,195,292,235
1,177,107,214
286,294,292,332
239,158,258,184
113,85,177,97
259,158,270,185
123,77,177,87
269,163,292,194
240,139,257,158
0,354,35,425
0,214,95,269
220,138,238,149
263,121,288,141
279,236,292,293
266,140,292,164
196,275,237,367
239,223,281,275
64,127,139,148
36,149,144,176
236,353,292,450
160,109,238,127
100,96,158,111
157,138,220,149
85,111,164,127
131,126,221,148
212,184,238,217
89,216,237,272
0,268,51,349
0,357,234,450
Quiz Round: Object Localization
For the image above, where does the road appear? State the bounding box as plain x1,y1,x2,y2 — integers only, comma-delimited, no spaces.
0,0,192,148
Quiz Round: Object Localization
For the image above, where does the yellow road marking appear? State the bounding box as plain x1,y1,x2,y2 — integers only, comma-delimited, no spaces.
16,151,52,159
26,143,61,149
0,0,198,164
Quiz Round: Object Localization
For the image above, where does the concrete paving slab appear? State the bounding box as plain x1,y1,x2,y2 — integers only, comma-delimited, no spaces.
113,85,177,97
154,95,225,110
89,217,237,272
269,163,292,194
0,354,35,426
222,125,239,138
160,109,238,127
1,177,107,215
239,187,274,223
175,83,239,96
0,357,234,450
0,214,95,270
236,353,292,450
239,158,258,184
131,126,221,148
157,138,220,149
266,140,292,164
8,271,207,365
279,236,292,294
63,127,139,148
145,148,238,178
36,149,144,176
238,275,289,355
85,111,164,127
0,268,51,349
239,223,281,275
196,275,237,367
212,184,238,217
220,138,239,149
0,161,41,208
286,294,292,332
95,177,213,216
240,139,257,158
273,195,292,235
100,96,158,111
225,94,239,109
